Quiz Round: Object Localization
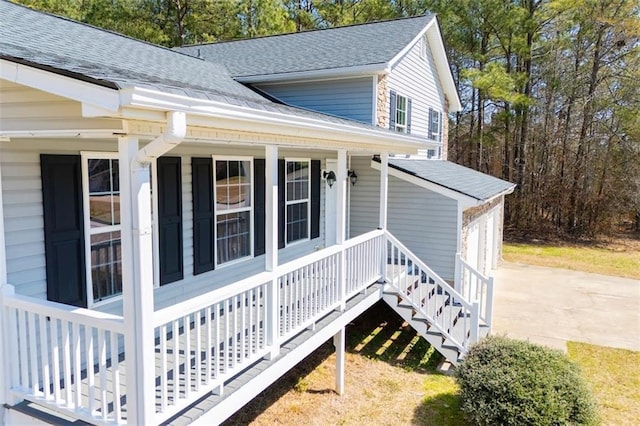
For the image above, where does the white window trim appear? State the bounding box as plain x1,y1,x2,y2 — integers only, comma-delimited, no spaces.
81,151,121,308
428,108,441,142
284,157,311,246
212,155,254,267
395,94,408,133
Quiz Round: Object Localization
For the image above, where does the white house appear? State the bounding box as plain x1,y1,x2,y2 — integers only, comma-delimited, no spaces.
0,3,512,425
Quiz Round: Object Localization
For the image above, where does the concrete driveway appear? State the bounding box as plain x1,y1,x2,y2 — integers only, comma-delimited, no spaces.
492,262,640,352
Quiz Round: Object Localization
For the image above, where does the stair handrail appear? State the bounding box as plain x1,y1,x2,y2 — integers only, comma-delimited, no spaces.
456,255,494,328
384,231,480,351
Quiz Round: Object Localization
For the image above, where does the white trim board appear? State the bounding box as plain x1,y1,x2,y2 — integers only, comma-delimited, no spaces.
370,159,480,207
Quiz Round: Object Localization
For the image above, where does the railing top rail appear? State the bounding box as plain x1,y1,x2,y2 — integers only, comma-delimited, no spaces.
385,231,472,310
152,271,273,326
458,255,491,282
3,290,125,333
276,229,383,276
154,229,385,326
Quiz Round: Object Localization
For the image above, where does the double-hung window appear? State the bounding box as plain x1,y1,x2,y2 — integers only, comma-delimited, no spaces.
214,157,253,265
82,153,122,304
428,108,442,142
285,159,310,244
395,94,408,133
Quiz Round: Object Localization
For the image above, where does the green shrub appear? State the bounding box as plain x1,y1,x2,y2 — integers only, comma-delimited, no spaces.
455,336,598,425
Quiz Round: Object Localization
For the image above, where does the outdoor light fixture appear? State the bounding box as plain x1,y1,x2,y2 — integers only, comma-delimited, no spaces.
348,170,358,186
323,170,337,187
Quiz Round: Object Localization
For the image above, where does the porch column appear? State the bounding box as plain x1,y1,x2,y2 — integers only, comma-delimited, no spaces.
379,153,389,282
0,157,9,419
119,136,156,424
333,327,346,395
379,153,389,230
265,145,280,358
337,150,347,310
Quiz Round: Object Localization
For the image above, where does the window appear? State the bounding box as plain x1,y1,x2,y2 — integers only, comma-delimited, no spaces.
395,94,408,133
214,158,253,265
82,153,122,304
285,159,310,244
428,108,442,142
390,90,411,134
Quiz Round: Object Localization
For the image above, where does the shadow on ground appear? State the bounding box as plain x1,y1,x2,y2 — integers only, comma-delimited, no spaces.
224,301,446,425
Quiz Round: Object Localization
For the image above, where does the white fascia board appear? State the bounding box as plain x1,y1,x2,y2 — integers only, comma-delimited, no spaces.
0,59,120,112
370,159,480,207
426,23,462,112
463,185,516,209
388,16,436,68
235,63,388,84
119,86,428,153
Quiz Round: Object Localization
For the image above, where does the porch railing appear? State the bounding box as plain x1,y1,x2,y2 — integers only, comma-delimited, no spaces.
385,233,480,352
456,254,494,328
0,229,397,424
2,285,127,424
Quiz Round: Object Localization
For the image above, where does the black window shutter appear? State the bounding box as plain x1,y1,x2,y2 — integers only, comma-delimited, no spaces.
157,157,183,285
310,160,321,239
40,155,87,308
389,90,397,130
192,157,215,275
407,98,412,134
439,111,444,142
278,159,285,249
254,159,266,256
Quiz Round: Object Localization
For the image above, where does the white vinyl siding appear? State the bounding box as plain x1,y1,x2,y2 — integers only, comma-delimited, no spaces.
348,156,458,280
256,77,375,124
386,34,446,144
1,139,329,315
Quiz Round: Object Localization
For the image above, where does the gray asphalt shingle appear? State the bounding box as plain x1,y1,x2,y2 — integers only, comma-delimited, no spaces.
0,1,409,132
177,15,434,78
387,158,515,201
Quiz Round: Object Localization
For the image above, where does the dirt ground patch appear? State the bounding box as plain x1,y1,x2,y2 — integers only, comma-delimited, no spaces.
224,302,464,426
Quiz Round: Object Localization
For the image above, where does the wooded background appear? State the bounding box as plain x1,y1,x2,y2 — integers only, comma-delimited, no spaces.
15,0,640,238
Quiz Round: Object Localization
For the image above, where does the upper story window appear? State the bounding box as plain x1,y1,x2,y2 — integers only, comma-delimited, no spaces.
82,153,122,304
390,90,412,134
285,159,310,244
214,158,253,265
428,108,442,142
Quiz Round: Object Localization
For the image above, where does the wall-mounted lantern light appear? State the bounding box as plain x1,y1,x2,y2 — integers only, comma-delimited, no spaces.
348,170,358,186
323,170,337,188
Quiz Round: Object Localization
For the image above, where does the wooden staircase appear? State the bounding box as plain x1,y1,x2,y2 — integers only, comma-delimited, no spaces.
382,233,493,365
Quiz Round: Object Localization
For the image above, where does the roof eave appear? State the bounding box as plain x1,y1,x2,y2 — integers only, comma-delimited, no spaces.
235,63,388,84
119,86,429,153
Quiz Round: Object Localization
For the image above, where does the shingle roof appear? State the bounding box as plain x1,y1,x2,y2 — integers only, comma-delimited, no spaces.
177,15,435,78
0,1,409,132
387,158,515,201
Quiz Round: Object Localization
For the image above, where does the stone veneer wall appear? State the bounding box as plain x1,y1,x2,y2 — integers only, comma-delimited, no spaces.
376,74,388,129
442,97,450,160
460,196,505,274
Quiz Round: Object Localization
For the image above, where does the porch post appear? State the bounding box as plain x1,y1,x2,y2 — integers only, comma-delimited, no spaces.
337,150,347,309
0,157,9,419
333,327,346,395
119,136,156,424
379,153,389,281
379,152,388,230
265,145,280,358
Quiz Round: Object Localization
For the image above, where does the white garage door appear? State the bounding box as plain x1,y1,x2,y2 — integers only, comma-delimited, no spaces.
466,220,480,270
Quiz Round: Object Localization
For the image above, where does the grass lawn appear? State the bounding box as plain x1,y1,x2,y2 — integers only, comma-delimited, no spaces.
225,303,639,425
503,237,640,279
568,342,640,426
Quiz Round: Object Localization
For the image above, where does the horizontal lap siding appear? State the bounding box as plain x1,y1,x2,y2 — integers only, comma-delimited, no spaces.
387,38,445,138
2,139,329,314
349,157,457,280
256,77,374,124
